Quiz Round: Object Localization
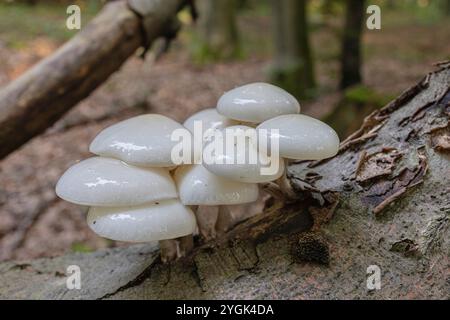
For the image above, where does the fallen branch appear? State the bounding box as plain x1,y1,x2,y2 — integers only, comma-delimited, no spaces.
0,0,184,160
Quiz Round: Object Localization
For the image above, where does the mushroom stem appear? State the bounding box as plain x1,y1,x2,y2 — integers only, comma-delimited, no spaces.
261,159,296,202
159,239,178,263
178,234,194,258
215,205,234,236
276,159,297,199
195,205,219,240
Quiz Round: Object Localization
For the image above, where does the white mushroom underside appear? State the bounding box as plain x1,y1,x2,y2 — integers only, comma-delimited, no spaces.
257,114,340,160
174,164,259,205
90,114,186,167
55,157,178,207
87,199,196,242
217,82,300,123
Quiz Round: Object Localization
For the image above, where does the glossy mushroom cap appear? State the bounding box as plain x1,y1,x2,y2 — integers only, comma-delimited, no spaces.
55,157,177,206
203,125,285,183
90,114,186,167
174,164,259,205
87,199,196,242
257,114,340,160
183,108,238,133
217,82,300,123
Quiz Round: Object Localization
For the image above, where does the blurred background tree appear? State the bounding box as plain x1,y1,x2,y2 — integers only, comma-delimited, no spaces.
269,0,316,99
193,0,241,62
340,0,365,89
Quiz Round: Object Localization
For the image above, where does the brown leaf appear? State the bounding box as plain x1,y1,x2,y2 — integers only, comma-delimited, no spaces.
429,123,450,152
355,147,402,183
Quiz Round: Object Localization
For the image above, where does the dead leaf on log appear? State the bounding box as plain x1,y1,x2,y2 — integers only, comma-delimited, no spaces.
363,149,428,215
428,123,450,152
355,147,402,183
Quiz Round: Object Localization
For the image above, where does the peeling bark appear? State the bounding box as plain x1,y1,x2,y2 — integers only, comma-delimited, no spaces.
0,63,449,299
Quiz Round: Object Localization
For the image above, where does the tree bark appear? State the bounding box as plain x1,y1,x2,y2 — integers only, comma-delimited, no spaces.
1,62,449,299
270,0,316,98
340,0,365,90
0,0,185,160
195,0,240,61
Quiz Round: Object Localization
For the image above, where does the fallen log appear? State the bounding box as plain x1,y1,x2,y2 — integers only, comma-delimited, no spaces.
0,63,449,299
0,0,184,160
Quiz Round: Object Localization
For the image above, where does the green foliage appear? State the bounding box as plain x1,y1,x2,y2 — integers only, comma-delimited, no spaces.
344,84,393,107
324,85,395,139
268,63,317,100
71,242,94,253
0,1,101,47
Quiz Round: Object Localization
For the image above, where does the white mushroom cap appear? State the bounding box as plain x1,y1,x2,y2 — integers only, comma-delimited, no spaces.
55,157,177,206
217,82,300,123
89,114,187,167
87,199,196,242
183,108,238,133
203,125,285,183
174,164,259,205
257,114,340,160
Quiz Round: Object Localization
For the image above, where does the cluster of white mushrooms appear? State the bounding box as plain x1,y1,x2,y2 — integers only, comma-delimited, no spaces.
56,82,339,261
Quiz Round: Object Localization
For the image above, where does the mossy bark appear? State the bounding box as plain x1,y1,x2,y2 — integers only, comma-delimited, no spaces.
1,63,449,299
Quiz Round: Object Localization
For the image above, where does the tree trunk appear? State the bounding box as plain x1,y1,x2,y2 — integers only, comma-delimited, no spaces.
195,0,240,61
1,62,449,299
270,0,315,99
0,0,185,160
340,0,365,90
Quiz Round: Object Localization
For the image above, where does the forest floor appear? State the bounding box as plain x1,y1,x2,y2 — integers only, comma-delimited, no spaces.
0,2,449,262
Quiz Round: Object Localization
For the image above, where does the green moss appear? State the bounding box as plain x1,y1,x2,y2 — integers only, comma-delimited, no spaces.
324,85,395,139
344,85,393,107
71,242,94,253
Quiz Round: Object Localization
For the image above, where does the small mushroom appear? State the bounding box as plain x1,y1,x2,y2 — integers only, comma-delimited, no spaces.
55,157,177,207
90,114,187,167
217,82,300,123
183,108,238,133
257,114,339,160
203,125,285,183
87,199,196,242
174,164,259,205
